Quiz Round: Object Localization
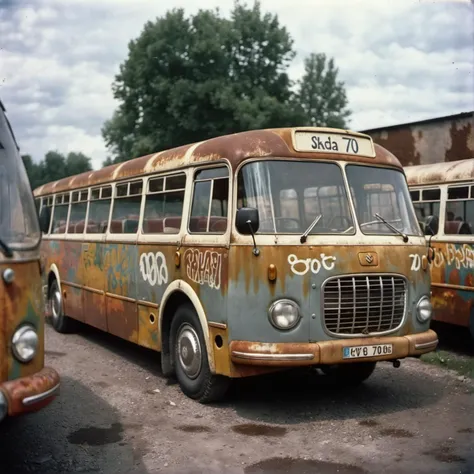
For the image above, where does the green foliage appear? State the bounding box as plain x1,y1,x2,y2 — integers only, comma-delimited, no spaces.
21,151,92,190
102,1,352,165
295,53,351,129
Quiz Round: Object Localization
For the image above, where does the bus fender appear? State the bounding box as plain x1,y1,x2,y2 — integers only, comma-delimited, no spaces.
47,264,61,292
159,280,215,373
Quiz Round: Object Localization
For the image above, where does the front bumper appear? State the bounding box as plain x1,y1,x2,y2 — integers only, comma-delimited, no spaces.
230,329,438,367
0,367,60,422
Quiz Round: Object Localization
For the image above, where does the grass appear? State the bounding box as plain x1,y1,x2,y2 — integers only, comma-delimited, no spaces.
420,350,474,379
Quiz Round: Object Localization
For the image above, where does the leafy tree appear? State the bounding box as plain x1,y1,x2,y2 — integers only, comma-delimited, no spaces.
21,151,92,190
102,1,305,164
294,53,351,129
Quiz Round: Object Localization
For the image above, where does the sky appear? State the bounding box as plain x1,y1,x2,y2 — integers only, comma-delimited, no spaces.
1,0,473,170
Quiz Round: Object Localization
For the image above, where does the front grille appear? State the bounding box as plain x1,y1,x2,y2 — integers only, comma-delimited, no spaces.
322,275,406,336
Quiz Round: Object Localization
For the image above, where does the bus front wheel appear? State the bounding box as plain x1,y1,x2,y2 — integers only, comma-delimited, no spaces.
171,304,230,403
320,361,376,386
48,279,77,333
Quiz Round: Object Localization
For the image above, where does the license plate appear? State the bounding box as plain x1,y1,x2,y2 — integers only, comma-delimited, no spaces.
343,344,393,359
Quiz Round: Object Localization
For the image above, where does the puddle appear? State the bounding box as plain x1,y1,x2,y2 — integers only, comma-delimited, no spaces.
175,425,212,433
245,457,367,474
458,427,473,434
379,428,414,438
423,446,466,464
67,423,123,446
359,419,379,427
45,350,66,357
232,424,287,437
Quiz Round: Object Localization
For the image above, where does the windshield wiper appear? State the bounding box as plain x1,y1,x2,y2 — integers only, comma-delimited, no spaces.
300,215,322,243
374,213,408,243
0,238,13,257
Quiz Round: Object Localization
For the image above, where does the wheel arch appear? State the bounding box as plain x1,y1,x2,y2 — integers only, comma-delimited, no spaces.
159,280,215,375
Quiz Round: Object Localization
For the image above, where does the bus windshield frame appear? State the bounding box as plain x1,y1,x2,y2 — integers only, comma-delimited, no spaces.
236,159,422,237
0,102,41,252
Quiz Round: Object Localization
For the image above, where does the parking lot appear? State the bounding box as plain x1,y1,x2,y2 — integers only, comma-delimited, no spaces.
0,324,473,474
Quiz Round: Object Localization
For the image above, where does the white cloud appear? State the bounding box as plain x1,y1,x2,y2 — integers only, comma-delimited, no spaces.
0,0,473,169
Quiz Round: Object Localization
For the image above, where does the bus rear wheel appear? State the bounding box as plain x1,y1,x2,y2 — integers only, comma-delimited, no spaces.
171,304,230,403
48,279,77,333
320,361,376,386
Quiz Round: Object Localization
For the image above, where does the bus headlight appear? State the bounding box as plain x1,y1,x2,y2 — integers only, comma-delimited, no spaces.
416,296,432,323
11,325,38,363
268,299,301,330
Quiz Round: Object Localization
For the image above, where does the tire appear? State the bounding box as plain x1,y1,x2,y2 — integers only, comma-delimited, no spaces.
48,279,77,333
320,361,376,387
171,304,230,403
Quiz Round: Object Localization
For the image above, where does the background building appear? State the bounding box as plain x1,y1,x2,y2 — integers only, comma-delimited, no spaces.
360,111,474,167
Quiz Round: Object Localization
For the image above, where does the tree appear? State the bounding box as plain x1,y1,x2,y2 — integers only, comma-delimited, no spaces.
21,151,93,190
294,53,351,129
102,1,304,164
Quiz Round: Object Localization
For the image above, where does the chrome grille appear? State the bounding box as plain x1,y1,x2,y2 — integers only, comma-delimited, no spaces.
323,275,406,336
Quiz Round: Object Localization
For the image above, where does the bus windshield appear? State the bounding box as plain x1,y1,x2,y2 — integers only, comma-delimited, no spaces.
0,102,40,251
237,160,355,234
237,160,421,237
346,165,422,237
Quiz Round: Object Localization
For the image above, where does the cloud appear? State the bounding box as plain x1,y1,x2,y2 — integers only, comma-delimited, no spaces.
0,0,473,169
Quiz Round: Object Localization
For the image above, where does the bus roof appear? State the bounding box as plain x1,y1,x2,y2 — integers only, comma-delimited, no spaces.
33,127,402,197
405,158,474,187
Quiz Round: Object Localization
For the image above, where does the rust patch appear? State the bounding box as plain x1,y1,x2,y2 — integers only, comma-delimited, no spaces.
446,120,473,162
368,128,420,166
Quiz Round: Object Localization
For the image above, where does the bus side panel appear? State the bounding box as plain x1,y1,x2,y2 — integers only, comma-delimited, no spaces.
431,241,474,327
83,241,107,331
136,244,178,350
62,240,84,322
180,246,229,326
103,243,139,343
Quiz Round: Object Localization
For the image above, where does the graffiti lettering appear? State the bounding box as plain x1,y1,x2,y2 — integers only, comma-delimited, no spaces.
140,252,168,286
288,253,336,276
409,254,422,272
184,249,222,289
430,243,474,270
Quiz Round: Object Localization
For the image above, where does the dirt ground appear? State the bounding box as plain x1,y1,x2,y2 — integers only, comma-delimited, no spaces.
0,323,473,474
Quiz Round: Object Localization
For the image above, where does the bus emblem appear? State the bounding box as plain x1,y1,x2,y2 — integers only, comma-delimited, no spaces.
365,254,374,264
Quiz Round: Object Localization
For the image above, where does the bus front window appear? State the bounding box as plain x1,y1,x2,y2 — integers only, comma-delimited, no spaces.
0,104,40,252
346,165,422,237
237,160,354,234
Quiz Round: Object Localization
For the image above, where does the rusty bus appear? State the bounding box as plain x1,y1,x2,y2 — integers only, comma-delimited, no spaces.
0,99,60,422
34,127,438,403
405,159,474,341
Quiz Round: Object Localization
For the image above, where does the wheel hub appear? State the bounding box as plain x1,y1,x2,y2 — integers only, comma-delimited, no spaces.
51,288,61,322
177,324,202,379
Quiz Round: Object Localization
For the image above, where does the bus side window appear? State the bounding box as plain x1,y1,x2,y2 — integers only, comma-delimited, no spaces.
51,193,69,234
143,173,186,234
68,190,88,234
189,167,229,234
445,185,473,235
412,187,440,234
109,181,142,234
87,187,112,234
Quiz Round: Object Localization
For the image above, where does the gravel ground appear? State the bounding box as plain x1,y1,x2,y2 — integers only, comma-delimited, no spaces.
0,324,473,474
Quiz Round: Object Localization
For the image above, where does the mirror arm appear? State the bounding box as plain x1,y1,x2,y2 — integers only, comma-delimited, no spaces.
246,220,260,256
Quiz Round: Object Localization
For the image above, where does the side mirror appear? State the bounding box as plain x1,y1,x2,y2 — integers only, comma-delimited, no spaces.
424,215,438,236
39,207,51,234
235,207,259,235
